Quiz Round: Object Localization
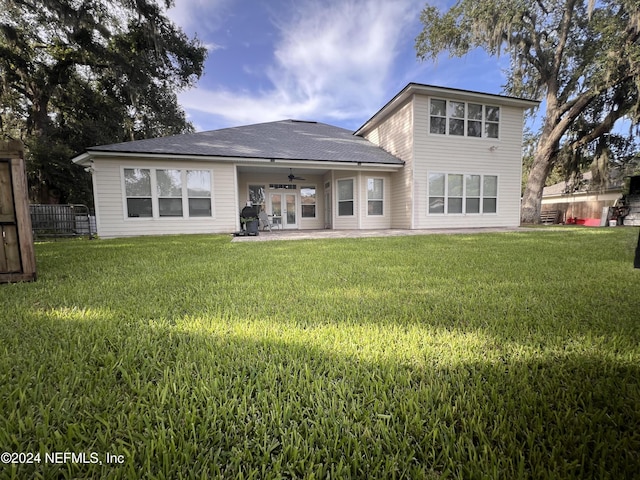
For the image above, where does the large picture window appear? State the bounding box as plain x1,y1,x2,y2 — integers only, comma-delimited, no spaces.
367,178,384,216
430,99,500,139
123,168,212,219
337,179,354,216
428,173,498,215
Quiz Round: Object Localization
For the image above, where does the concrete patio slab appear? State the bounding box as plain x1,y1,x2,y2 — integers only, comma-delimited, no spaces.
231,227,524,242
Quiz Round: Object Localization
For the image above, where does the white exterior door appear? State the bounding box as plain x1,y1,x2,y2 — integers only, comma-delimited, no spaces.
270,192,298,229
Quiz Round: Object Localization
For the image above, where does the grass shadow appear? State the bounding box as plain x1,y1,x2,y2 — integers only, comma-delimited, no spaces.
1,309,639,479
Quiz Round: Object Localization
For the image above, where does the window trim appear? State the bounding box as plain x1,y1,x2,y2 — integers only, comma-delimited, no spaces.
186,170,213,218
123,167,153,219
157,168,184,217
429,98,500,139
366,177,384,217
301,185,317,219
427,172,499,216
337,178,355,217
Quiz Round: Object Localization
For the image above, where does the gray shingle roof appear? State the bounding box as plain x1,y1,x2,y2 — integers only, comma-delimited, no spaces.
88,120,404,165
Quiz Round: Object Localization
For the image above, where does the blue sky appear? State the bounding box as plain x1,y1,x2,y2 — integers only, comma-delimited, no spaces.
166,0,517,133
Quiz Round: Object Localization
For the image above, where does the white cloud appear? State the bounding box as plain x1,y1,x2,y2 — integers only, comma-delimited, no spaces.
166,0,232,36
176,0,424,130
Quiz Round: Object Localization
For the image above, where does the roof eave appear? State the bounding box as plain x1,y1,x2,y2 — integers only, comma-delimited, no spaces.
71,152,92,166
75,150,404,168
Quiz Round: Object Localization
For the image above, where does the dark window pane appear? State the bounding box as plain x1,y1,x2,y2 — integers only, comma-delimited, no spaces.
448,198,463,213
483,198,497,213
485,106,500,122
449,118,464,136
468,120,482,137
368,200,383,216
430,99,446,116
466,198,480,214
302,205,316,218
159,198,183,217
189,198,211,217
338,201,353,216
449,101,465,118
430,117,446,134
127,198,152,217
468,104,483,120
485,123,499,138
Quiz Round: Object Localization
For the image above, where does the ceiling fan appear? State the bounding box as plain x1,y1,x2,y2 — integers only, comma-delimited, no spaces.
287,169,306,182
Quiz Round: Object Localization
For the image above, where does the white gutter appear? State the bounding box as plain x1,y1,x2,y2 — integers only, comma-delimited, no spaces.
72,151,404,170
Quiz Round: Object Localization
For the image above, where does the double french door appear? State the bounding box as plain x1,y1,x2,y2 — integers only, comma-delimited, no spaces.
270,192,298,229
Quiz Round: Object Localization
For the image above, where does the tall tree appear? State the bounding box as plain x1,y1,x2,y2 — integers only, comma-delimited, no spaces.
416,0,640,223
0,0,206,204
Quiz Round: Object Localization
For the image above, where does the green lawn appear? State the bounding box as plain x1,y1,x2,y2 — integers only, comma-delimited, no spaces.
1,228,639,479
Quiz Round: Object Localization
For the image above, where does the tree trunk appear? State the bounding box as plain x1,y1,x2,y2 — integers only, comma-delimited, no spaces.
521,132,558,224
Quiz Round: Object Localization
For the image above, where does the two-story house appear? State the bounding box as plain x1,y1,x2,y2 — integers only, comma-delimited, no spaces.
72,83,538,238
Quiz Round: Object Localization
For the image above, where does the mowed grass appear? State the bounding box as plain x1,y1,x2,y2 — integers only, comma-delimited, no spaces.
1,228,639,479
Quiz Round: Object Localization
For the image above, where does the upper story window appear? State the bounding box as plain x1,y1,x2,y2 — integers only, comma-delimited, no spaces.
430,99,500,139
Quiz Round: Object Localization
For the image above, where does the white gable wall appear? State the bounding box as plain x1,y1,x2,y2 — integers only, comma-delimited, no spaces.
91,157,237,238
412,94,524,228
362,98,414,229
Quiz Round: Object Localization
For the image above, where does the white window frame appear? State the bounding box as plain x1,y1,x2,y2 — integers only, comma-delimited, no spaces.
337,178,355,217
366,178,384,216
427,172,499,215
429,98,500,139
123,168,153,219
301,185,317,218
157,169,184,217
122,167,214,220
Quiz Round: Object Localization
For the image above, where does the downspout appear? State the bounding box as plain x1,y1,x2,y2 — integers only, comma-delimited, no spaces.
357,171,362,230
233,165,240,232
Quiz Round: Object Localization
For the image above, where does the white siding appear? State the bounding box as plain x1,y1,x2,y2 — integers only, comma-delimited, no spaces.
412,94,524,229
358,173,392,229
363,99,414,229
92,157,236,238
332,171,359,230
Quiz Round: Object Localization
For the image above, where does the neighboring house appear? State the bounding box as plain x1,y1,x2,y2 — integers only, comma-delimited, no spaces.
72,83,538,238
541,171,625,224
